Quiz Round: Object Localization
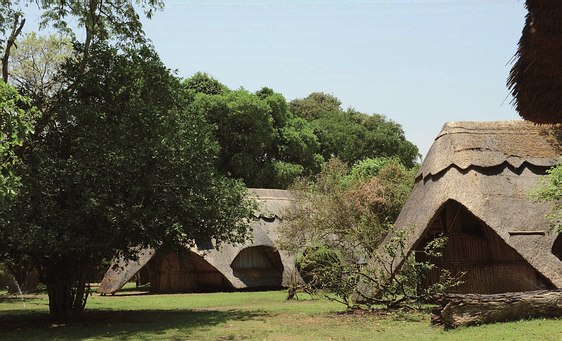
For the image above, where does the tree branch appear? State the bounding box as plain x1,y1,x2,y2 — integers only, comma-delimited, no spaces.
2,14,26,82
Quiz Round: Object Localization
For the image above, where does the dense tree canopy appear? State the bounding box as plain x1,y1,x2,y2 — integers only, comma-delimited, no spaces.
0,80,35,207
185,76,419,188
185,74,324,188
290,93,420,168
0,44,255,321
184,72,227,95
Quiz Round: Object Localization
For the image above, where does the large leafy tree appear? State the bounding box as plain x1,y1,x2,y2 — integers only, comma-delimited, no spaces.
186,76,323,189
1,1,259,322
290,93,420,167
0,44,255,322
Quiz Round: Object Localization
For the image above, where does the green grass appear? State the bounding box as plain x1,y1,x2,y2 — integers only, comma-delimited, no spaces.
0,288,560,340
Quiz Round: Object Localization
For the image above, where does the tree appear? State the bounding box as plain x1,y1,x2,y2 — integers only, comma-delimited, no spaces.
0,0,26,82
281,158,460,309
8,32,73,110
1,0,163,82
187,83,324,188
280,157,417,260
0,44,256,322
37,0,163,59
290,92,342,121
290,93,419,167
183,72,227,95
256,87,324,187
189,88,276,187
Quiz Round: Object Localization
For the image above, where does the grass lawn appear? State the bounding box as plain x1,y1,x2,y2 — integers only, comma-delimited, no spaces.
0,287,560,341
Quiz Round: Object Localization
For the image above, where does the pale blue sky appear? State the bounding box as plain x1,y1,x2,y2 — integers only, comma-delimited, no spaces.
24,0,528,158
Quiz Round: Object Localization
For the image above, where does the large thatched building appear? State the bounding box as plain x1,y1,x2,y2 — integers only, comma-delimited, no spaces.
98,189,297,294
508,0,562,124
380,121,561,294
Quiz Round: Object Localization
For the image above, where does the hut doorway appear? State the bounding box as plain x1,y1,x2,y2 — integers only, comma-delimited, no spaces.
553,234,562,261
145,248,233,293
231,246,284,289
417,200,554,294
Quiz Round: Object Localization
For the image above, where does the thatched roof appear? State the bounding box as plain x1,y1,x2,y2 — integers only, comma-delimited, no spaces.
98,188,297,295
508,0,562,124
375,121,562,289
419,121,561,179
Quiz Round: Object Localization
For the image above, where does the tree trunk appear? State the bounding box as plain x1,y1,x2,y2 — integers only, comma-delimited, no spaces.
47,276,89,322
21,267,40,293
431,290,562,329
1,14,25,82
47,280,74,322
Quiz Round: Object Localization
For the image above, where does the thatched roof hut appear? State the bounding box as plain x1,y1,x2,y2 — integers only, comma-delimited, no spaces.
508,0,562,123
98,189,298,294
377,121,561,294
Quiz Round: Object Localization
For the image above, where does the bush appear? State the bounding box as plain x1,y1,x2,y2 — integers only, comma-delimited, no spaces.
531,162,561,232
290,230,463,310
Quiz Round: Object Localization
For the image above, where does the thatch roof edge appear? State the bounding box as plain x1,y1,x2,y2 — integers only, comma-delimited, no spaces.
417,120,561,179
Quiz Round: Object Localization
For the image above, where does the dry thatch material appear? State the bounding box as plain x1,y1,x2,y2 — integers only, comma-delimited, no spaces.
377,121,561,293
508,0,562,123
98,189,297,295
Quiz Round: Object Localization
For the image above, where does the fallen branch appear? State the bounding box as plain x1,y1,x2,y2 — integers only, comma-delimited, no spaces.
431,289,562,329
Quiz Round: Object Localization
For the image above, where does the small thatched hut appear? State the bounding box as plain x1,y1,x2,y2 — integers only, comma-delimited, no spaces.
508,0,562,124
98,189,297,294
379,121,561,294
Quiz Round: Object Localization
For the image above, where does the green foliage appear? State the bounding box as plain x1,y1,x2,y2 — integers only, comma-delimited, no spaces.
9,32,73,105
0,80,35,207
356,230,463,309
295,245,358,309
0,0,23,48
38,0,164,47
312,110,419,168
183,72,227,95
349,157,394,179
342,157,410,187
531,162,562,231
280,157,457,310
181,80,419,188
281,157,416,258
190,88,276,187
290,93,420,168
0,44,256,321
290,92,342,121
188,83,323,188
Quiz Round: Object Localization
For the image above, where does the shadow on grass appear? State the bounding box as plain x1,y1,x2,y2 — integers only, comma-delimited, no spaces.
0,309,268,340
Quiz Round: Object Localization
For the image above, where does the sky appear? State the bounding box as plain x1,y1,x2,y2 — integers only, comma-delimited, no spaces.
23,0,528,158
